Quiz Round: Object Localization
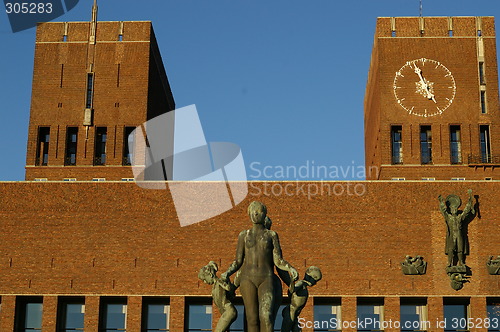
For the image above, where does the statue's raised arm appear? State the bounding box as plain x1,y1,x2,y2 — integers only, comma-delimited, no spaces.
438,194,447,217
461,189,475,219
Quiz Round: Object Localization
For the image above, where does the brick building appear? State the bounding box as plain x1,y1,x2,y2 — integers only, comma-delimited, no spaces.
365,17,500,180
0,11,498,332
25,3,175,181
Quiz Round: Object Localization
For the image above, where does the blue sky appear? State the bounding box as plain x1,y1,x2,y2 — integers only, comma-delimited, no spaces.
1,0,499,181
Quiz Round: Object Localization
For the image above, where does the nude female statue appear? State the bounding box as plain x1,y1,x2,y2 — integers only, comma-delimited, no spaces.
221,201,298,332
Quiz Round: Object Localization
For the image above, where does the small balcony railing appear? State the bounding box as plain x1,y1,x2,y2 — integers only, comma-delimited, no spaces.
122,156,132,166
94,156,106,166
468,154,500,165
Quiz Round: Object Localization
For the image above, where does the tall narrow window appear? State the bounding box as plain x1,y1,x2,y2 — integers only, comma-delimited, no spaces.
481,90,487,114
357,298,384,332
36,127,50,166
123,127,135,166
314,298,341,332
420,126,432,164
143,298,169,332
400,298,428,332
100,298,127,332
117,64,121,87
391,126,403,164
450,126,462,164
480,125,491,163
58,297,85,332
60,64,64,88
86,73,94,109
443,298,470,332
94,127,107,166
186,299,212,332
15,297,43,332
65,127,78,166
487,298,500,332
479,62,486,85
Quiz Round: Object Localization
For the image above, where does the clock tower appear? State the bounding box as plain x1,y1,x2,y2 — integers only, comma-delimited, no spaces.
365,16,500,180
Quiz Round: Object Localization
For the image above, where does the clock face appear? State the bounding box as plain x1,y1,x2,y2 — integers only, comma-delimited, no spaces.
393,58,456,117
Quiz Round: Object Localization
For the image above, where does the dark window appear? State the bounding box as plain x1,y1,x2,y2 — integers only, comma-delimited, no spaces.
229,304,244,332
94,127,107,166
273,305,287,332
313,298,341,332
65,127,78,166
117,64,120,87
15,297,43,332
391,126,403,164
86,73,94,109
450,126,462,164
400,298,428,332
123,127,135,166
443,298,470,332
479,62,486,85
143,298,169,332
357,298,384,332
480,125,491,163
420,126,432,164
185,299,211,332
60,64,64,87
449,30,454,37
36,127,50,166
99,298,127,332
487,298,500,332
58,297,85,332
481,91,487,114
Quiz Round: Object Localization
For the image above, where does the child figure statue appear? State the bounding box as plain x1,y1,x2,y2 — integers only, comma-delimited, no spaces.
281,266,322,332
198,261,238,332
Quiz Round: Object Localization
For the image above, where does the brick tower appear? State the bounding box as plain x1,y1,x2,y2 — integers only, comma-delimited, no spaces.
365,17,500,180
25,1,175,181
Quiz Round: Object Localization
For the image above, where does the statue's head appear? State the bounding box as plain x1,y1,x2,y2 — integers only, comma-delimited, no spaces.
304,266,322,286
248,201,267,225
446,195,462,215
198,261,218,285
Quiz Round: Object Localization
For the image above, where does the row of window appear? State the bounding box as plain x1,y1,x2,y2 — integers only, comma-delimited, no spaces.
192,297,500,332
14,297,168,332
391,125,492,165
9,296,500,332
35,126,135,167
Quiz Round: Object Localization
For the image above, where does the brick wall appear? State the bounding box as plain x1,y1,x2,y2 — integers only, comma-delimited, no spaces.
0,181,498,331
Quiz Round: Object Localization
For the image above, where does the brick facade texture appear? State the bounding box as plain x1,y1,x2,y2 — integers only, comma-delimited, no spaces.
0,181,498,331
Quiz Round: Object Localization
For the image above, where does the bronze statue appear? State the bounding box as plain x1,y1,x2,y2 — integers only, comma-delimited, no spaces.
198,261,237,332
233,216,287,325
487,255,500,275
281,266,322,332
401,255,427,275
222,201,298,332
438,189,475,267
